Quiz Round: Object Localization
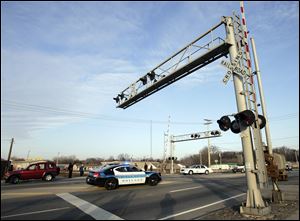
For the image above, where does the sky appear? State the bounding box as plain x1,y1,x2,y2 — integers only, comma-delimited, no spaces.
1,1,299,161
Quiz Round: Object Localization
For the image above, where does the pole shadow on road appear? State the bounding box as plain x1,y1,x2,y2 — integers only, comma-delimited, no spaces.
189,176,246,218
158,193,176,219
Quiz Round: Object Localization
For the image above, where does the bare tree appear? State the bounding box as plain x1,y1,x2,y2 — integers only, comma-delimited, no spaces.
117,153,130,161
85,158,103,165
53,155,78,164
273,146,298,162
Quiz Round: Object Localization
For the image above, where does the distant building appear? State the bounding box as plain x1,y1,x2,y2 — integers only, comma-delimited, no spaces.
210,164,231,170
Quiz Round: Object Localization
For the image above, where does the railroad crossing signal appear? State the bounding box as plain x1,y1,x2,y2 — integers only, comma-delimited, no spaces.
217,110,266,134
217,116,231,131
114,2,272,215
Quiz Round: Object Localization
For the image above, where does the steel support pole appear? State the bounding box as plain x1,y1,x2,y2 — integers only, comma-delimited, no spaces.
224,17,268,211
207,135,211,167
250,37,273,155
199,150,202,165
170,136,174,174
204,119,212,167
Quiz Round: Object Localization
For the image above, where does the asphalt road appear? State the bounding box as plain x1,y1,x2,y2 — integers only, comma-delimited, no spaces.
1,171,298,220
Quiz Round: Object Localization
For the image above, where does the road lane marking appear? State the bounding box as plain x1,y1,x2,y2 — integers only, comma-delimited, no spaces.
1,207,70,219
160,181,174,185
170,186,203,193
159,192,246,220
57,193,123,220
1,192,52,196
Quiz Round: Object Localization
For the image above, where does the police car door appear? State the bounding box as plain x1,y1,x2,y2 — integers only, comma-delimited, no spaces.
114,166,146,185
114,166,129,185
128,166,146,184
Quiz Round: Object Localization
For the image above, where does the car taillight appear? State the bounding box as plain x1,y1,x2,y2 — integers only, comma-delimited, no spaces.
93,172,100,178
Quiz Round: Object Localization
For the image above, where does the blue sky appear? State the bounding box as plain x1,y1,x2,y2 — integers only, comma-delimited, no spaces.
1,1,299,161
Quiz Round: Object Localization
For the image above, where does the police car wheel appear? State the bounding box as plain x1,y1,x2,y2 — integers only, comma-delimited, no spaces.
105,178,118,190
148,175,159,186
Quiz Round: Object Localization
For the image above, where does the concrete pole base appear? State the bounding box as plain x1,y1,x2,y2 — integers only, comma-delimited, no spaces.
272,190,284,203
240,202,271,217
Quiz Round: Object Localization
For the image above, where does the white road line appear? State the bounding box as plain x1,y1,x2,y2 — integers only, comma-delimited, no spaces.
160,181,174,185
170,186,203,193
1,207,70,219
57,193,123,220
159,193,246,220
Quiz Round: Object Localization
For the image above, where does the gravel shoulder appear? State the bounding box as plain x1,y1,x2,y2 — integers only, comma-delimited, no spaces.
200,181,299,220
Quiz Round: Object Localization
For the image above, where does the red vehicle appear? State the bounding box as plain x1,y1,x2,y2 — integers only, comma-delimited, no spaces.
4,161,60,184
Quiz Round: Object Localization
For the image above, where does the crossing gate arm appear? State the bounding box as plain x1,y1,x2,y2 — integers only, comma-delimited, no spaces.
115,20,232,109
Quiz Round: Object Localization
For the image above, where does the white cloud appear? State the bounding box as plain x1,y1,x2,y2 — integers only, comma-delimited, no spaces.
1,48,141,139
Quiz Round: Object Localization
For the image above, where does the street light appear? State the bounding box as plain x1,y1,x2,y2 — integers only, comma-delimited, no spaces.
204,119,213,167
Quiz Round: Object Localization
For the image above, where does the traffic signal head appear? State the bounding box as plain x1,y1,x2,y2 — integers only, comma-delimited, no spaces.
211,130,220,136
113,96,120,103
140,76,147,85
168,157,177,160
230,120,241,133
230,110,255,133
258,114,266,129
218,110,265,134
217,116,231,131
147,71,156,81
234,110,255,127
191,134,200,138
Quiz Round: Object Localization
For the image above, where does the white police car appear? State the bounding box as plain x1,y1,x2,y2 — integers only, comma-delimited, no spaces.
86,163,162,190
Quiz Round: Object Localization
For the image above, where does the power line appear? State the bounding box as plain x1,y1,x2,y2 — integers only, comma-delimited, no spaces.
1,100,201,125
1,100,298,125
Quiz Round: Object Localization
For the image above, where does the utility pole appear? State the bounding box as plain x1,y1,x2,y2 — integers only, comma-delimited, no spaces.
56,152,60,165
150,120,152,159
163,116,171,173
250,37,273,155
6,138,14,173
204,119,212,167
199,150,202,165
170,136,174,174
27,150,31,160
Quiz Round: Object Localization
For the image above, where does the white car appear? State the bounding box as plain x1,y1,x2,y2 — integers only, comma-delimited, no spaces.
180,164,213,175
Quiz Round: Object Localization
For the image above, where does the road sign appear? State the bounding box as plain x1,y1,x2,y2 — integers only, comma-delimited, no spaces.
221,50,247,84
222,70,232,84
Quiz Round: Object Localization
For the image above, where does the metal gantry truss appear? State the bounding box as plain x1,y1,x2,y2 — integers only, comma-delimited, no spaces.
171,130,221,143
114,20,231,109
167,129,221,174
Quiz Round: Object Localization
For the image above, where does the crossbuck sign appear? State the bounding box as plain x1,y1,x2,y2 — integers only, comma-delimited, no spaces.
221,50,247,84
